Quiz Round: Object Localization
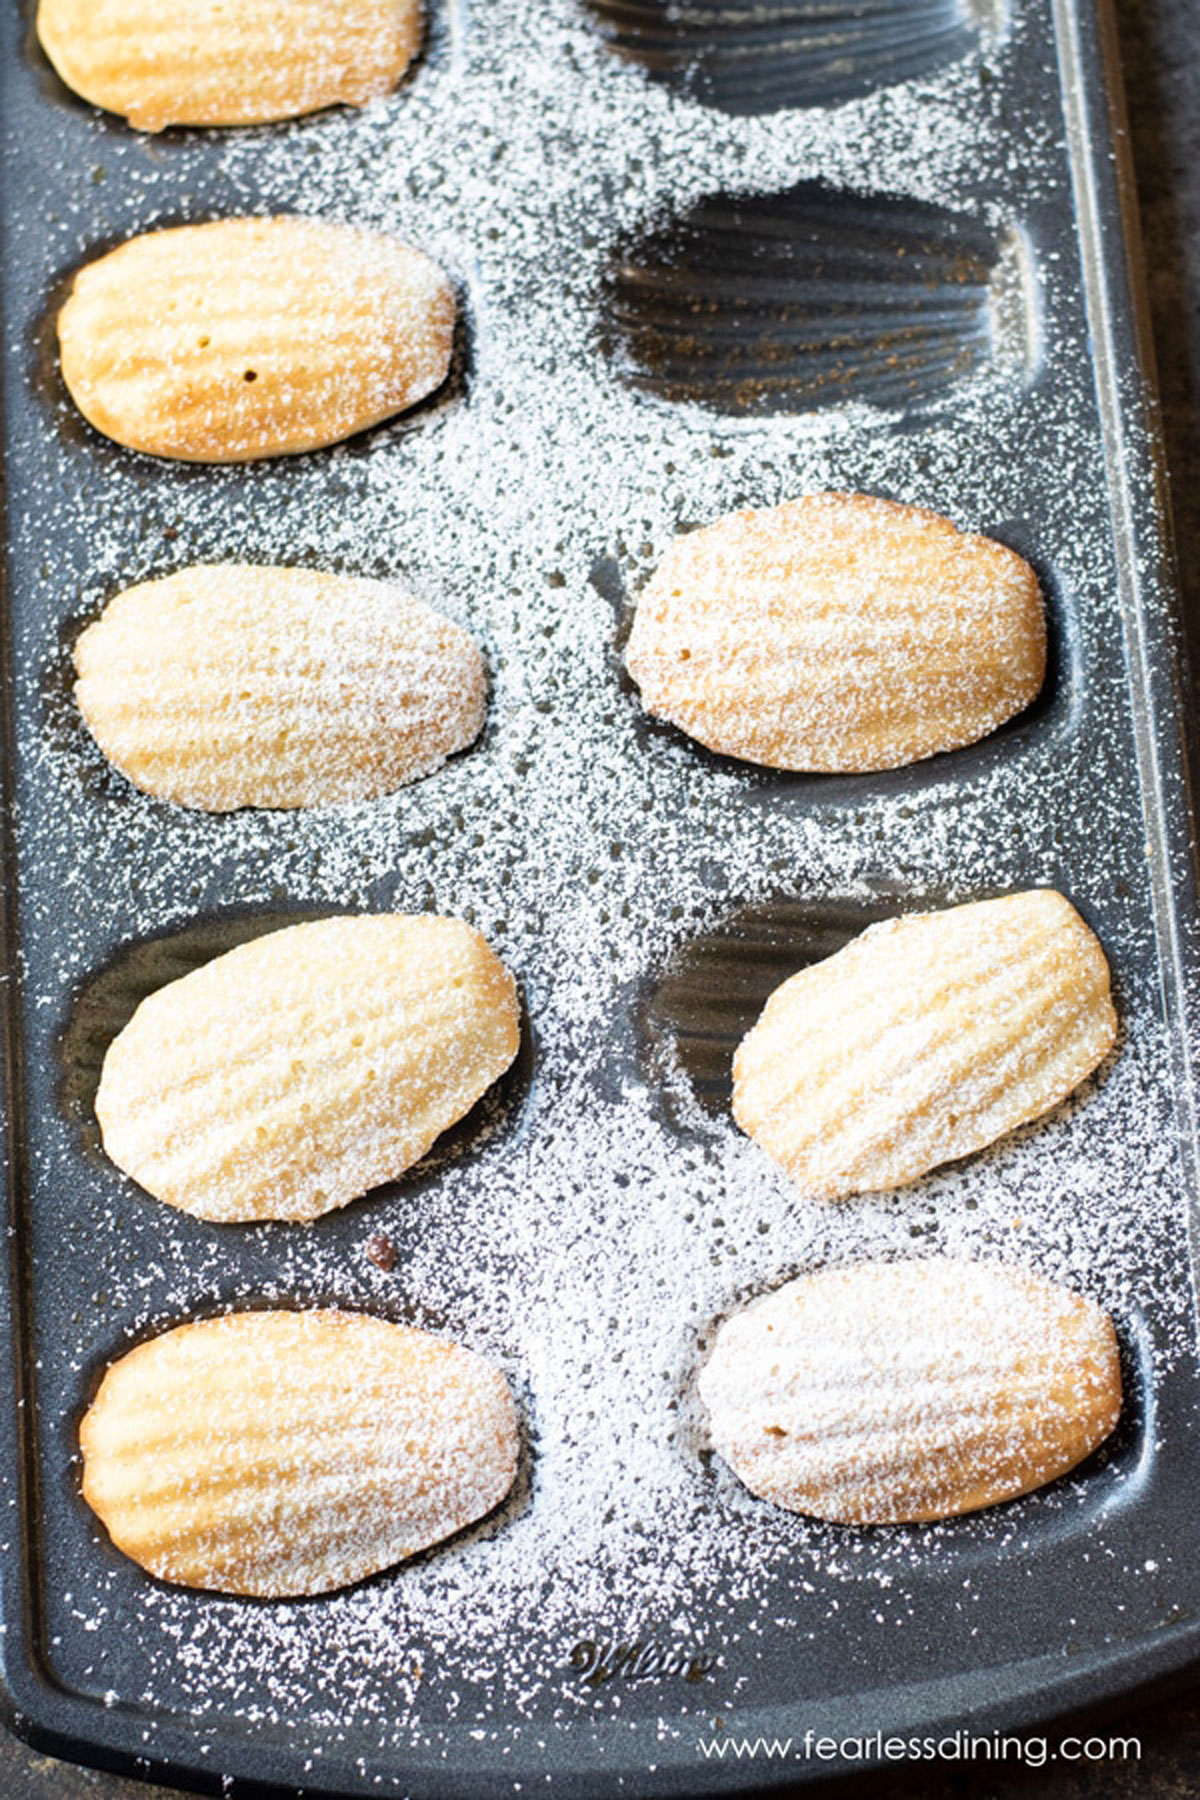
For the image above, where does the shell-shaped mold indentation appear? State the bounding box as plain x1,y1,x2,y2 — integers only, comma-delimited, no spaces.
73,564,488,812
80,1310,520,1596
36,0,423,131
699,1259,1122,1524
94,914,522,1223
602,185,1029,417
583,0,982,116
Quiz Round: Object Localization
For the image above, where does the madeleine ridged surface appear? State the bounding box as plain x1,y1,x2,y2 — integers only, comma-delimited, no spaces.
36,0,421,131
625,492,1045,772
81,1310,519,1596
57,217,454,462
95,915,520,1223
699,1259,1121,1524
732,890,1116,1200
74,564,487,811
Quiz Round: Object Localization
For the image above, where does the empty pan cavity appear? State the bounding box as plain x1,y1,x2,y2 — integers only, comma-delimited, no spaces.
601,184,1036,416
583,0,995,115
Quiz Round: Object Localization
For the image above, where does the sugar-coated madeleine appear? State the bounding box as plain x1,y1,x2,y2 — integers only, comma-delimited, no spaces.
625,492,1045,772
95,915,520,1223
699,1258,1121,1524
58,217,454,462
36,0,421,132
74,564,487,811
732,890,1115,1200
81,1310,519,1596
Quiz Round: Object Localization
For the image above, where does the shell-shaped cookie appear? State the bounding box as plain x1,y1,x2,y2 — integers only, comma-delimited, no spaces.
732,890,1116,1200
95,915,521,1223
74,564,487,811
81,1309,519,1596
57,217,455,462
626,493,1046,772
37,0,421,131
699,1259,1122,1523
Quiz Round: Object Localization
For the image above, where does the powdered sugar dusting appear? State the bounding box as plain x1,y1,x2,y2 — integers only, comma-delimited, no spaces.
81,1308,520,1597
699,1259,1122,1523
3,0,1199,1785
58,217,455,460
625,493,1046,771
38,0,422,133
74,564,487,809
93,914,520,1223
731,891,1116,1198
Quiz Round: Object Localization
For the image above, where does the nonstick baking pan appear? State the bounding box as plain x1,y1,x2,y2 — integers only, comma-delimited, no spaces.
4,0,1200,1794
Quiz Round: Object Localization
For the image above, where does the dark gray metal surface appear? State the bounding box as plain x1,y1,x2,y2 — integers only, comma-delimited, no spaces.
5,0,1200,1794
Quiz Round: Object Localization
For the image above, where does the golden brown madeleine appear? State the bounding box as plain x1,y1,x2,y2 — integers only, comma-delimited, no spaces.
37,0,422,132
57,217,455,462
74,564,487,811
732,890,1116,1200
81,1310,519,1596
625,492,1045,772
699,1259,1121,1525
95,915,520,1223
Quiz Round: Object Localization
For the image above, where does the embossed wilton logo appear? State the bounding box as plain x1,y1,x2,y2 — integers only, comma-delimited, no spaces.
570,1639,719,1687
